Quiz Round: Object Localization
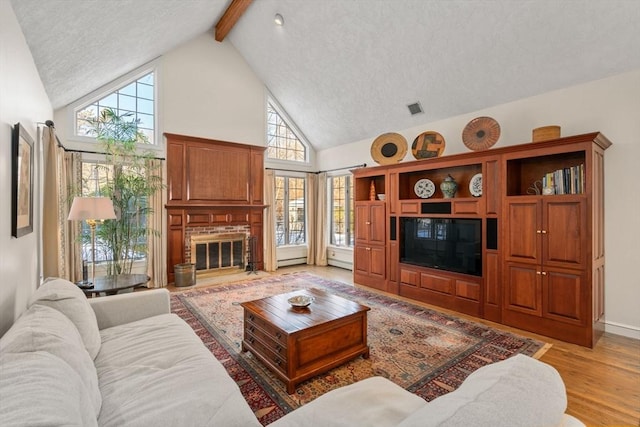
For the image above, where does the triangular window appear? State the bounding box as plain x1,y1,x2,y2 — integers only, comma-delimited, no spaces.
74,71,156,144
267,101,307,162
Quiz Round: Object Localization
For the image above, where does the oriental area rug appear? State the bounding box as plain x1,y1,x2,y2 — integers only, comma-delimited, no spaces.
171,272,550,426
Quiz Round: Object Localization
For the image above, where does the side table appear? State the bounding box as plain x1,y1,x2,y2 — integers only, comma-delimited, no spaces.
80,274,150,297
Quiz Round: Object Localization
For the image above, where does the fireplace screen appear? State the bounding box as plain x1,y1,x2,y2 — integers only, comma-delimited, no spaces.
190,234,245,273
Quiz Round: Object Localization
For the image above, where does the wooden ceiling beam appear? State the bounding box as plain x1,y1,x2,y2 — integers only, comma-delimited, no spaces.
215,0,253,42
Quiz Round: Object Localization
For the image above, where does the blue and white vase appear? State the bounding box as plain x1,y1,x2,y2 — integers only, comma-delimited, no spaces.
440,174,458,198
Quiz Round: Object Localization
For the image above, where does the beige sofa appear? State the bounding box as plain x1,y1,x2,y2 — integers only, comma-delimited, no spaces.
0,278,583,426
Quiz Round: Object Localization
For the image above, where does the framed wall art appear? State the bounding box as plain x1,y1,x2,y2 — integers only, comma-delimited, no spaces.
11,122,34,238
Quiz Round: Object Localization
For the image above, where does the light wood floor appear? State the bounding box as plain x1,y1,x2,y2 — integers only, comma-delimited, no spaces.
170,265,640,427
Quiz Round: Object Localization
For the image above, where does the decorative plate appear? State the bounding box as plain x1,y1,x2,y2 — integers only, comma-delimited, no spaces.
462,117,500,151
469,173,482,197
411,131,446,159
414,178,436,199
371,133,408,165
288,295,315,308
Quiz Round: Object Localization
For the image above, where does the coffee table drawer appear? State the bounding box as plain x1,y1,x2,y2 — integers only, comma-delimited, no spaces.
245,313,288,346
245,332,287,374
245,327,288,357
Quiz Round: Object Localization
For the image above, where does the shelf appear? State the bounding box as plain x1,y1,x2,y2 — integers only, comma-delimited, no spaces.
398,164,482,200
506,151,586,196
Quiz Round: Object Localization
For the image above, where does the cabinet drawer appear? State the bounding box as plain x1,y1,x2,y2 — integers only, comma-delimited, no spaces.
453,200,480,215
455,279,480,301
399,202,420,214
400,269,419,286
420,272,454,295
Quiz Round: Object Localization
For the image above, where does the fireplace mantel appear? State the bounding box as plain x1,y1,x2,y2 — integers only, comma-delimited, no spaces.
165,133,266,283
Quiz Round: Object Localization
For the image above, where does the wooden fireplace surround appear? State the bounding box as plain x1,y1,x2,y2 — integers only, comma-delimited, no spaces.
165,133,266,283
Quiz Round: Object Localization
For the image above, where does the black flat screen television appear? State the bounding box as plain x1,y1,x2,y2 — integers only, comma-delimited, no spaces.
400,217,482,276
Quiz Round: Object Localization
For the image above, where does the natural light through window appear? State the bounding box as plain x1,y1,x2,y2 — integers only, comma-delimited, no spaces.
267,102,307,162
330,175,354,247
75,72,155,144
275,176,306,246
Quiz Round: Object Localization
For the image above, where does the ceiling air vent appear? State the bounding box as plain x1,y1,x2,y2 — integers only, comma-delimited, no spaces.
407,102,423,115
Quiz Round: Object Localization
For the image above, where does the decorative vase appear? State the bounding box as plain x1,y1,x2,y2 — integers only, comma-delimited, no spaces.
440,174,458,198
369,180,376,201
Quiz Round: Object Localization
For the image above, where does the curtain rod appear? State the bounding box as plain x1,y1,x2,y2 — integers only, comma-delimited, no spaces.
266,163,367,174
37,120,166,160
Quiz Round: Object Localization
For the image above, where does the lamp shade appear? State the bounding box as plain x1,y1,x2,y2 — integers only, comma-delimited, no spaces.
67,197,116,221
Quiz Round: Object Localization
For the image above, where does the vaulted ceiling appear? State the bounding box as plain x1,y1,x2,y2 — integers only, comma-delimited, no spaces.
10,0,640,151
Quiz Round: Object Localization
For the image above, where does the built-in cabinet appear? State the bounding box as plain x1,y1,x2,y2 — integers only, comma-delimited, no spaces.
352,132,610,347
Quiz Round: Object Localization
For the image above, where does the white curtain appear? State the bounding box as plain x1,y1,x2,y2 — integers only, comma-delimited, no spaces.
146,158,167,288
263,170,277,272
314,172,328,266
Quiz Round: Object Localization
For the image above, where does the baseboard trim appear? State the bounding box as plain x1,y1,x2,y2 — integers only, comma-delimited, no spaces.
604,320,640,340
327,259,353,270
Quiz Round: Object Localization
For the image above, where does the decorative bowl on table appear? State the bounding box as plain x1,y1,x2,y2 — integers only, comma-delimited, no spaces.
288,295,315,308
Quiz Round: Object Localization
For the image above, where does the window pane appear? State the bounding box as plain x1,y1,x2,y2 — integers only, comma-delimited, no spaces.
288,177,305,245
118,94,136,112
139,72,153,85
137,112,154,129
120,82,136,96
137,98,154,115
137,82,154,100
100,93,118,108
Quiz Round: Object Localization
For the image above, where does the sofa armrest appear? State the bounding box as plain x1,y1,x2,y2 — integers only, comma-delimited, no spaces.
89,289,170,330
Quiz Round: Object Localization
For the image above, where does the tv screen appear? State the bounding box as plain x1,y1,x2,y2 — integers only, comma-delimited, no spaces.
400,217,482,276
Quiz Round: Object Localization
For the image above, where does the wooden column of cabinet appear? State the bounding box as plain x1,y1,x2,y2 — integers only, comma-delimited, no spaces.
352,132,610,347
165,133,266,283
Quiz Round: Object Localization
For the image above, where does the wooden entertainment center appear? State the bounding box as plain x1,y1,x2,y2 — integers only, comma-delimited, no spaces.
352,132,611,347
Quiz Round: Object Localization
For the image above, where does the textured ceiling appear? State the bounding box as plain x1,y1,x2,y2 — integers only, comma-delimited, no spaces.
11,0,640,151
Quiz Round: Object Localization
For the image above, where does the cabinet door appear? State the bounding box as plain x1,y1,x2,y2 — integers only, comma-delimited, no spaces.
543,267,585,325
543,199,586,269
505,200,540,264
355,204,371,244
353,245,371,276
355,203,385,244
504,263,542,316
369,246,386,279
369,204,386,244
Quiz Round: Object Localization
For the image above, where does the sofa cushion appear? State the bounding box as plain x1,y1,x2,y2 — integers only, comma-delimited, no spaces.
0,351,98,427
94,313,261,427
270,376,427,427
396,354,567,427
0,304,102,416
28,277,101,359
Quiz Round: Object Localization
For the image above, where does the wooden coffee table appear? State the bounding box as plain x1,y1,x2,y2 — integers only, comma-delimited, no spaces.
240,288,370,394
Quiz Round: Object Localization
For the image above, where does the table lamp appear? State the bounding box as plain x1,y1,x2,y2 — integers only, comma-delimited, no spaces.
67,196,116,284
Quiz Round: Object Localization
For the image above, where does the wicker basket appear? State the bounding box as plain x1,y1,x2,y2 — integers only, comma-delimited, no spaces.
532,125,561,142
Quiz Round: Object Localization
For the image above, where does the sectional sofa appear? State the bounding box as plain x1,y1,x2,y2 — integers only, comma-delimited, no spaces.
0,278,584,426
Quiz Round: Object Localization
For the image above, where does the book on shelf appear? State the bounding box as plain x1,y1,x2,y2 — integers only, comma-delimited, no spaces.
541,164,584,195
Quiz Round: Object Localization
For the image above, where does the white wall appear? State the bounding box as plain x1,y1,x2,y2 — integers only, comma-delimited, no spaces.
161,34,266,146
317,69,640,340
0,0,53,335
